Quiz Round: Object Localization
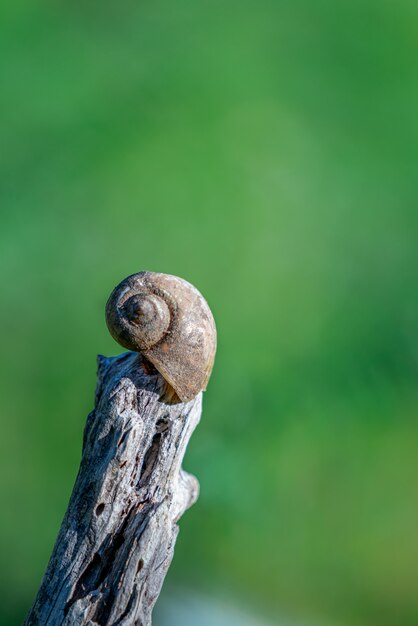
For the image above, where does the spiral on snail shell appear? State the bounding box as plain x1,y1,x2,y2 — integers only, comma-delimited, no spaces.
105,271,217,402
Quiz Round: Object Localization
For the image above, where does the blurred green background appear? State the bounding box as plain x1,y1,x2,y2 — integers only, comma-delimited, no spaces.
1,1,417,625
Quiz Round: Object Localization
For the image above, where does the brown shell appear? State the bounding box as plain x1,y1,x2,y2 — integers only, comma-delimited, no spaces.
105,271,217,402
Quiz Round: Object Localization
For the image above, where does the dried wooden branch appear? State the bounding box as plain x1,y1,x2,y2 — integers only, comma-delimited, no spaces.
25,351,202,626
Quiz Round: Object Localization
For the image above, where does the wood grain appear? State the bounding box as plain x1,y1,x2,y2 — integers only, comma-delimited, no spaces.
25,351,201,626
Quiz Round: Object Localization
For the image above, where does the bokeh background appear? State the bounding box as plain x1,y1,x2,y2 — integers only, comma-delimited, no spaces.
1,1,417,625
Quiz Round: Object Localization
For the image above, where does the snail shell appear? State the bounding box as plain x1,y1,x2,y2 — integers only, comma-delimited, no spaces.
105,272,217,402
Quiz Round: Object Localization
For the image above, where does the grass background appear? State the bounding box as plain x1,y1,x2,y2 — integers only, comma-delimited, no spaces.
0,1,417,624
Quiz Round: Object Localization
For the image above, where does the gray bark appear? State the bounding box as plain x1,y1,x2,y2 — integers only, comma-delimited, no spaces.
25,351,201,626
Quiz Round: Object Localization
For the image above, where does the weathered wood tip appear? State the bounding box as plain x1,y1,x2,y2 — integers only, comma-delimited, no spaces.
25,351,202,626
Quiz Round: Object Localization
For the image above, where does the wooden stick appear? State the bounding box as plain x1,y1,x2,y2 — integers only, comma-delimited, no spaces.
25,351,201,626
